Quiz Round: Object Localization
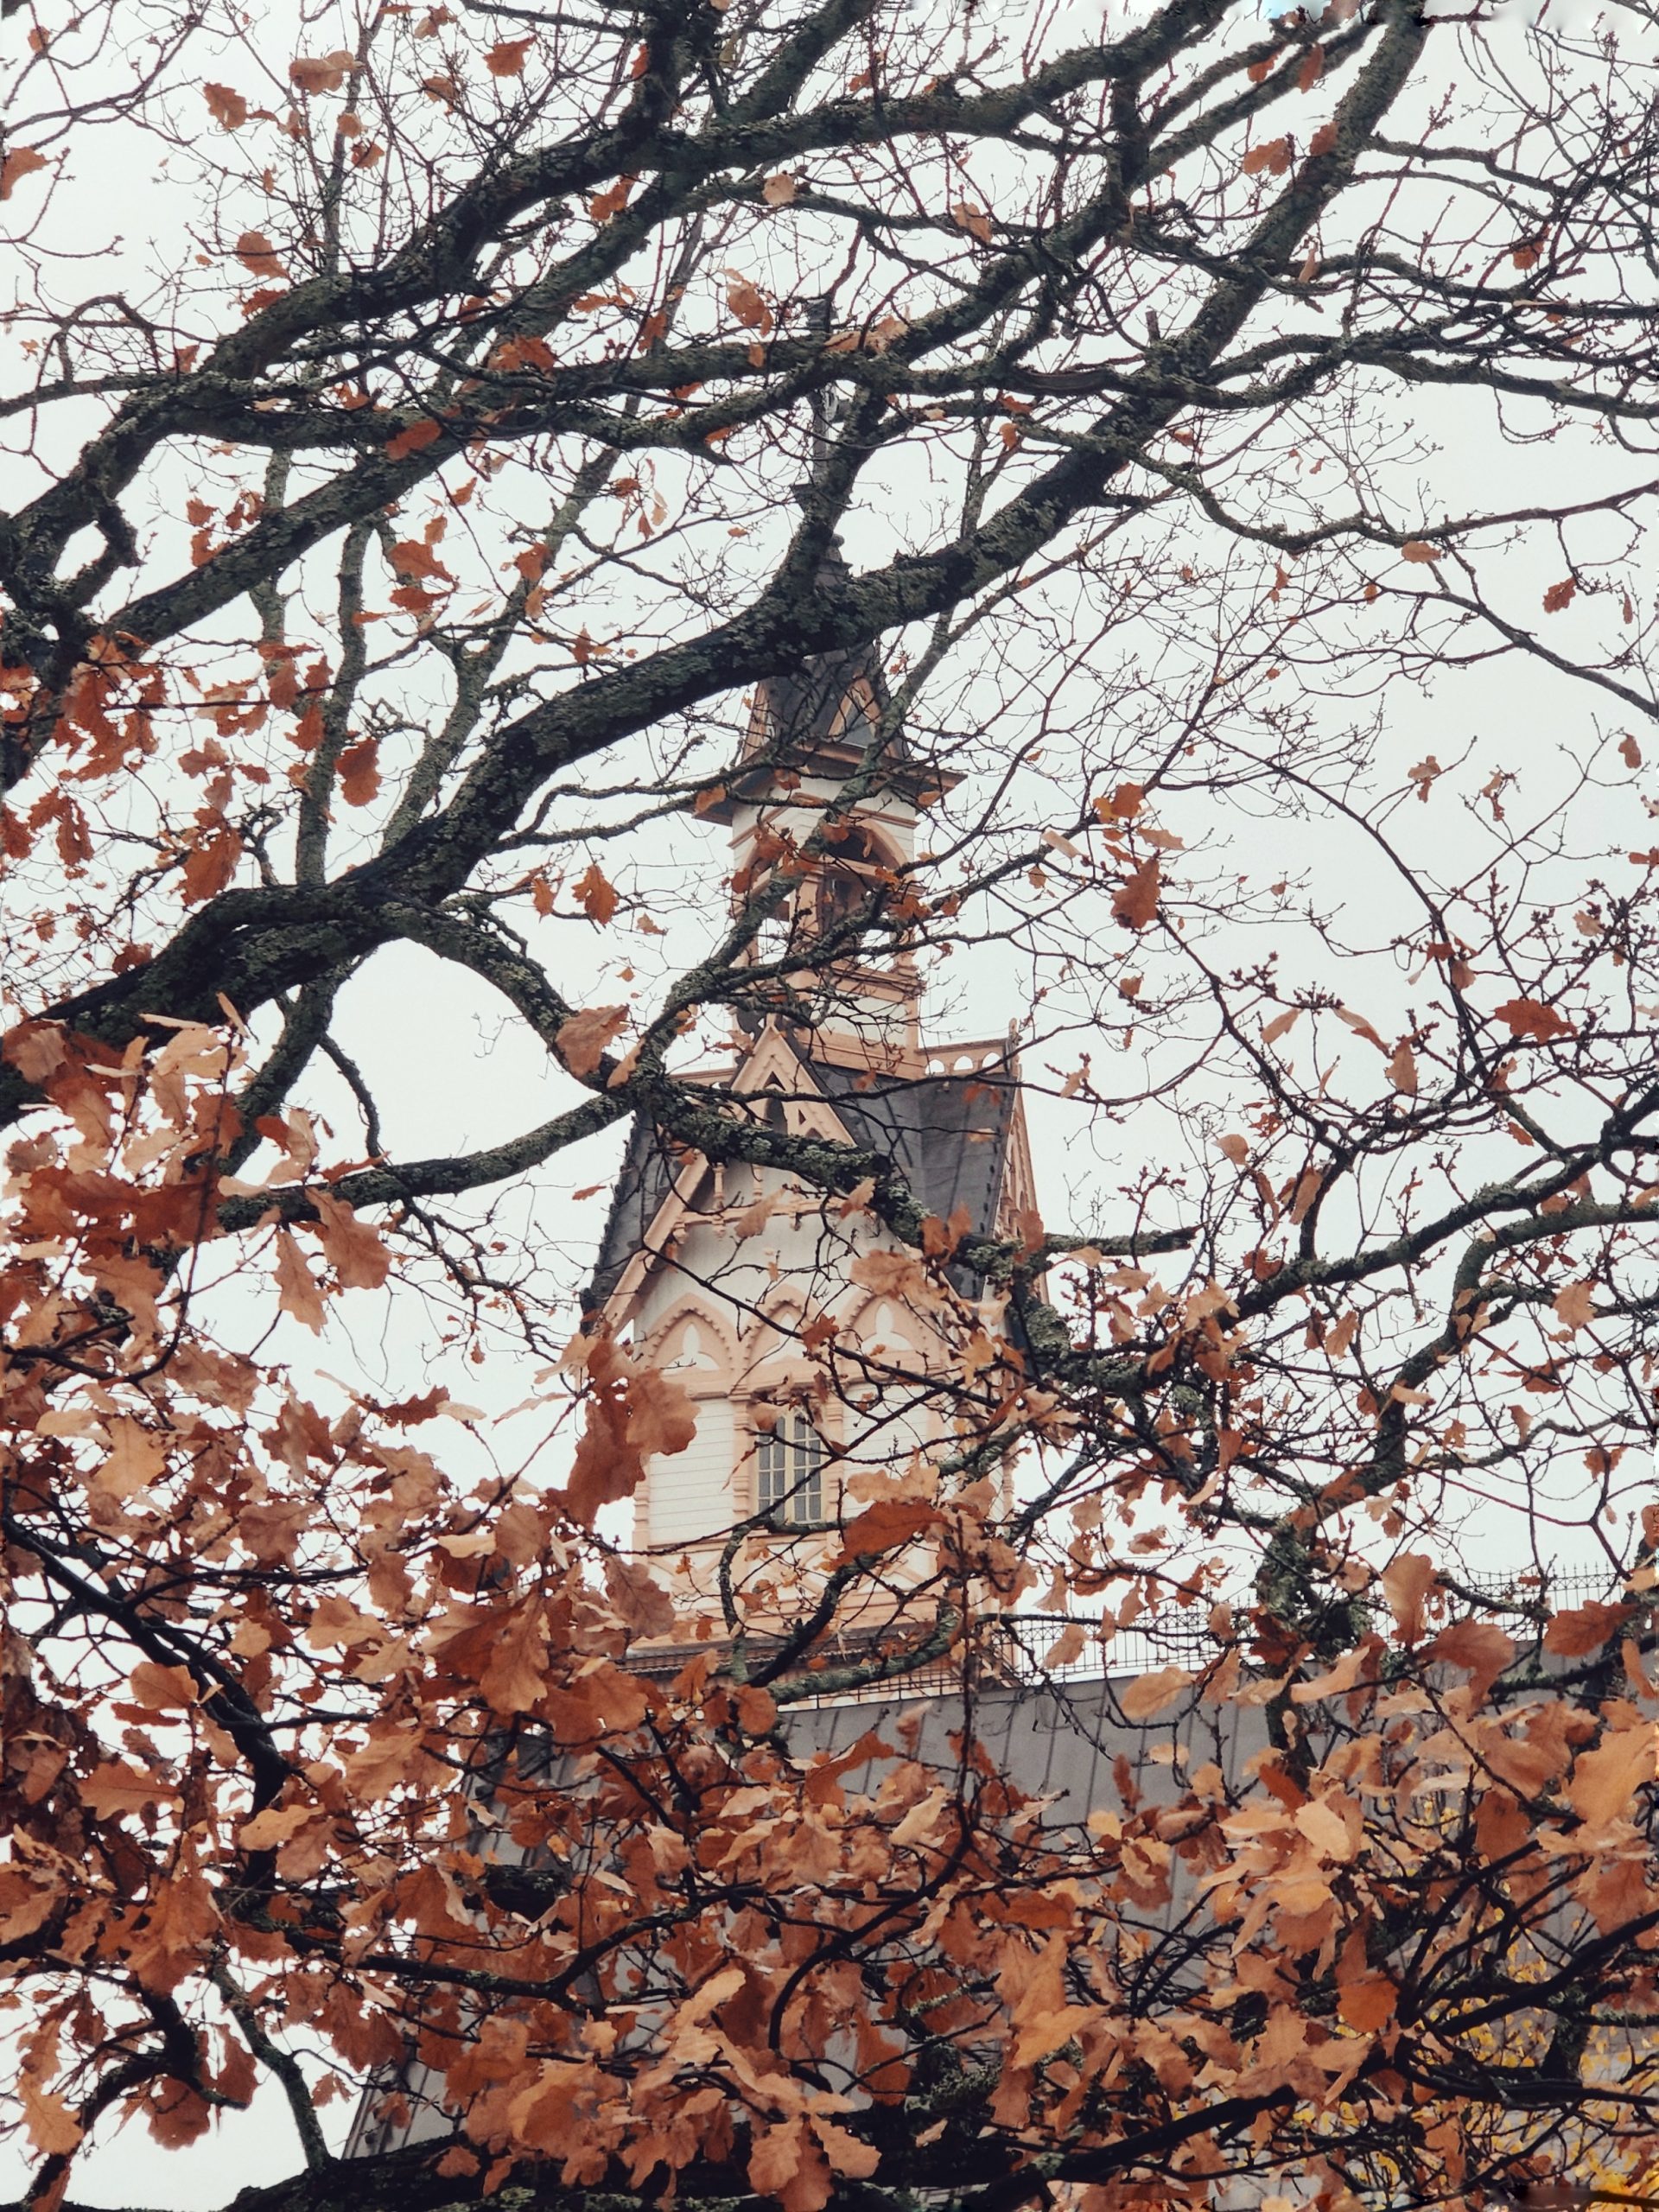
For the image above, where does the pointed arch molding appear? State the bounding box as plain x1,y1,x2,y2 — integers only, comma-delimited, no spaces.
644,1294,741,1387
596,1025,859,1332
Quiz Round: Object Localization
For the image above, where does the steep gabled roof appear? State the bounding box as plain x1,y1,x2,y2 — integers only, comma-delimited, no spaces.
812,1058,1016,1271
585,1036,1020,1316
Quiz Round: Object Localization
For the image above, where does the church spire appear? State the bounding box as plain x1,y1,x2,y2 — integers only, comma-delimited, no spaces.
699,546,959,1064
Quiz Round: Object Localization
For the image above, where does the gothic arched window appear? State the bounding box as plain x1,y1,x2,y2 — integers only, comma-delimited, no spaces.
755,1413,824,1524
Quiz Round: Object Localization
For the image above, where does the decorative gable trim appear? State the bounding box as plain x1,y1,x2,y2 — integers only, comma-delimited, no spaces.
595,1024,861,1332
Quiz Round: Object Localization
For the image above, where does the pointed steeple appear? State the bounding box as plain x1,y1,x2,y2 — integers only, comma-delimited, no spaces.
706,543,955,817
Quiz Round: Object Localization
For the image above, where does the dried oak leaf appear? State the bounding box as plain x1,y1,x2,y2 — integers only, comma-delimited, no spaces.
604,1554,676,1640
385,417,443,461
1428,1618,1515,1701
289,51,354,92
204,84,249,130
336,734,380,806
836,1499,939,1563
273,1226,327,1332
1567,1723,1655,1832
1379,1551,1437,1642
1241,137,1291,176
180,827,243,905
1119,1666,1194,1721
20,2082,82,2158
1493,995,1575,1041
1553,1279,1596,1332
311,1190,390,1288
1543,1599,1631,1656
1111,855,1160,931
0,147,48,200
556,1004,627,1077
572,859,619,924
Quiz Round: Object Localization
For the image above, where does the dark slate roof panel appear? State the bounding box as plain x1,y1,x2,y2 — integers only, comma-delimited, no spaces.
814,1059,1015,1283
588,1051,1018,1313
747,647,908,769
587,1114,683,1313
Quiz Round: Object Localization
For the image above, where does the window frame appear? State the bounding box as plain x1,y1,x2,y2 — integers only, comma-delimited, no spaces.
753,1410,827,1527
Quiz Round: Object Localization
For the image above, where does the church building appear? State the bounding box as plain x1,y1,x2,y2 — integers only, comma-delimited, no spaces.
584,619,1040,1633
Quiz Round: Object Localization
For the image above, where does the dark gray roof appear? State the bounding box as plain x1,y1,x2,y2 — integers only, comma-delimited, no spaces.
783,1675,1269,1827
741,548,910,774
746,646,908,770
346,1670,1265,2160
585,1052,1018,1313
814,1059,1014,1287
587,1111,687,1313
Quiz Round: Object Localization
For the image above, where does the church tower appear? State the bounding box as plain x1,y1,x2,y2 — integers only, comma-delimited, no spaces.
587,597,1039,1639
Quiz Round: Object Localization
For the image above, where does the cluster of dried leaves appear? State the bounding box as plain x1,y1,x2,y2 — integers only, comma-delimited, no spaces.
8,0,1659,2208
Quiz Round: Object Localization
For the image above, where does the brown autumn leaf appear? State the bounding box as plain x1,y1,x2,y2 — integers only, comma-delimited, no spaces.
1567,1723,1655,1832
731,1187,781,1238
556,1005,627,1077
1295,1797,1357,1861
1386,1039,1418,1096
1553,1279,1597,1332
82,1760,180,1818
20,2081,83,2158
95,1417,168,1502
1338,1005,1386,1050
1401,538,1440,563
1241,137,1290,176
1493,995,1576,1041
127,1661,199,1712
1335,1929,1398,2031
0,147,49,200
1119,1666,1194,1721
1429,1618,1516,1701
751,2120,825,2212
123,1867,219,1993
1111,855,1160,931
336,734,381,806
573,860,619,924
203,84,249,130
478,1600,550,1714
1542,576,1577,613
836,1499,940,1562
486,35,534,74
849,1248,931,1301
603,1554,676,1640
385,417,443,460
1095,780,1143,822
726,274,773,334
589,174,635,223
289,51,355,93
273,1227,327,1332
1543,1599,1631,1656
1379,1551,1437,1642
625,1363,698,1460
180,827,243,905
310,1190,391,1289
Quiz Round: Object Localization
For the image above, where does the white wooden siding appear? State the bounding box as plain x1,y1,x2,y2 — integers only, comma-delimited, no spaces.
648,1397,734,1548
